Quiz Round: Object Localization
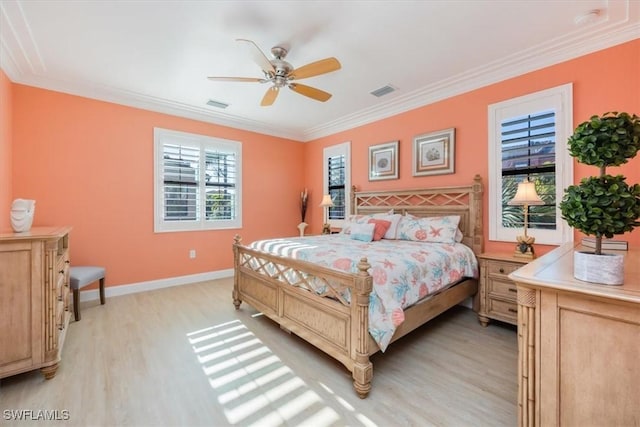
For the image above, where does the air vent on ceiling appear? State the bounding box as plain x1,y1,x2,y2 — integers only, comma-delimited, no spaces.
206,99,229,109
370,85,397,98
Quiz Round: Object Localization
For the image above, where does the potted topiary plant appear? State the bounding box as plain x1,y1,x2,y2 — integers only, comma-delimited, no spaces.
559,111,640,285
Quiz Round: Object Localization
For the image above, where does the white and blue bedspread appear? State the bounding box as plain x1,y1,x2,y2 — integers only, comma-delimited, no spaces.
248,235,478,351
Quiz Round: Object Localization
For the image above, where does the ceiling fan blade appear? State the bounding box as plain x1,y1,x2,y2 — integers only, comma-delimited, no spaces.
236,38,275,75
288,83,332,102
261,87,279,106
290,57,341,80
207,76,264,82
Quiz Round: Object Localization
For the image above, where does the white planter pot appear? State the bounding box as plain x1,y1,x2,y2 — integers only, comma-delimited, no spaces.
574,250,624,286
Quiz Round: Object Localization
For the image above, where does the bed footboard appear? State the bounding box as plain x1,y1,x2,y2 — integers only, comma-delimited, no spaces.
232,235,374,398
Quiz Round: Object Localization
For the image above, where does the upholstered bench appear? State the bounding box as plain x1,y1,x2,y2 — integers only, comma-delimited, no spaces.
69,266,106,321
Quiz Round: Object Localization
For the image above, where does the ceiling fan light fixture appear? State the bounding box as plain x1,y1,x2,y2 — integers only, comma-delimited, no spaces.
209,39,341,106
206,99,230,109
370,85,397,98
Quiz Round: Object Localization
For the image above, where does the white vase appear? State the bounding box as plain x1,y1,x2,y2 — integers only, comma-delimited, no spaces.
297,222,308,237
574,250,624,285
10,199,36,233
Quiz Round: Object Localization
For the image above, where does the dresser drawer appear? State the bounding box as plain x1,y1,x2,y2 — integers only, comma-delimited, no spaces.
488,298,518,322
489,278,518,301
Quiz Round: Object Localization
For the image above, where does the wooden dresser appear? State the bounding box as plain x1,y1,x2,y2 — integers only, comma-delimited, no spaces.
0,227,72,380
510,243,640,427
477,253,528,326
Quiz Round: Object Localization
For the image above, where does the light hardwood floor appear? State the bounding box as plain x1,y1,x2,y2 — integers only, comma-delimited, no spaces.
0,278,517,426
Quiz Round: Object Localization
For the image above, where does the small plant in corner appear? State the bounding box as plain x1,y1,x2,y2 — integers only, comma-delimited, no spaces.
560,112,640,255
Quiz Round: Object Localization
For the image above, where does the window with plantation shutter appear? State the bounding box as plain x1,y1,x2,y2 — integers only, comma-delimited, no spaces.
488,84,573,246
501,111,557,231
154,128,242,232
323,142,351,226
327,154,346,220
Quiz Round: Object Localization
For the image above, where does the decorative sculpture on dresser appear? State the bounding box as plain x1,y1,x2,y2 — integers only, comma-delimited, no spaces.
10,199,36,232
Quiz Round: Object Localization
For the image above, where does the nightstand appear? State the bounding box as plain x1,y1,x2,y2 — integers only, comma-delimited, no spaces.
477,253,528,327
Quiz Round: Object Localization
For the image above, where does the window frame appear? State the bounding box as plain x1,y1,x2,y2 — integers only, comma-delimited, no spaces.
154,127,242,233
323,141,351,228
488,83,573,246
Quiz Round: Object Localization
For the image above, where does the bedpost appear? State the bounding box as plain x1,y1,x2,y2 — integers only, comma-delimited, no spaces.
352,257,373,398
471,174,484,255
232,234,242,309
351,185,357,215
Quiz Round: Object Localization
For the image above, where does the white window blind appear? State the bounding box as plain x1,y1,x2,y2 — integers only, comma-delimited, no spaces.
154,128,242,232
323,142,351,226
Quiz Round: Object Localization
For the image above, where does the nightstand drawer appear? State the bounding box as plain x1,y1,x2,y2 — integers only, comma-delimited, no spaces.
478,253,528,327
486,261,522,278
488,298,518,321
489,279,518,301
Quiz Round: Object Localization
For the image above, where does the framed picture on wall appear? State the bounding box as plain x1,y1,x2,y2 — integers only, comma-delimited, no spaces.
369,141,399,181
412,128,455,176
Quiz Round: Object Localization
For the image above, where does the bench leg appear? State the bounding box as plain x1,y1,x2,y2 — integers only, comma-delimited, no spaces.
73,288,80,321
99,277,105,305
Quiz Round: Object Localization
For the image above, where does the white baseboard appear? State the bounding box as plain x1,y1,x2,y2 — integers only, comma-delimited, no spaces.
79,269,234,302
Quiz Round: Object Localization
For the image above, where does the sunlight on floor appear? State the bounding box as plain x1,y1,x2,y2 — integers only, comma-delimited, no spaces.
186,319,379,426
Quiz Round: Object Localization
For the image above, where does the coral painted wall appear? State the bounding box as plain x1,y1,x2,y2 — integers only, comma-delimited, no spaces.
0,69,12,230
10,85,304,286
4,39,639,289
304,39,640,254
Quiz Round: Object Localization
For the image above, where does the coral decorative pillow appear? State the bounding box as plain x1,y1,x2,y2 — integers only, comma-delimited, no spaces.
350,223,376,242
368,219,391,241
397,215,461,243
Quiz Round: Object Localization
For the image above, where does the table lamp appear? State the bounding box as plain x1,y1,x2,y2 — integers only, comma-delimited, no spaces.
319,194,334,234
508,178,544,259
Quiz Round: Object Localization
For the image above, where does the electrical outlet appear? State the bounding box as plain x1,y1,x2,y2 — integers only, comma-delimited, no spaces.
189,249,196,259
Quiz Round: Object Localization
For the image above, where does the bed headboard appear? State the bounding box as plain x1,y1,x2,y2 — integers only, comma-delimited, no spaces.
351,174,483,255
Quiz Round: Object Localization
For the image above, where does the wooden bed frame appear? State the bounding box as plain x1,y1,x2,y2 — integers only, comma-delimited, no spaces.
232,175,483,398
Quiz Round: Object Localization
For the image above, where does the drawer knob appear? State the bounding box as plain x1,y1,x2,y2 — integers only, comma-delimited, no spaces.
508,308,518,313
65,260,70,264
499,268,505,273
59,269,65,274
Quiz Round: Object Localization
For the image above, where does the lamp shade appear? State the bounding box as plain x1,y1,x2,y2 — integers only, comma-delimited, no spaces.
319,194,334,207
508,179,544,206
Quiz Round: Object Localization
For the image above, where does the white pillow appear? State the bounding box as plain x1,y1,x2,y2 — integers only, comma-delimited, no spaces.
350,223,376,242
379,214,402,239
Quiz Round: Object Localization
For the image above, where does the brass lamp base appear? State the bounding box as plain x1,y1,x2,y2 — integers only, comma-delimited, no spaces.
514,235,536,260
322,223,331,235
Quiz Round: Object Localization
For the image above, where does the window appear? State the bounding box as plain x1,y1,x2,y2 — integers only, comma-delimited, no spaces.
154,128,242,232
488,84,573,245
323,142,351,226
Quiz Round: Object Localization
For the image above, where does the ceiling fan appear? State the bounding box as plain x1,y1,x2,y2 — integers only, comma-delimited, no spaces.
208,39,341,106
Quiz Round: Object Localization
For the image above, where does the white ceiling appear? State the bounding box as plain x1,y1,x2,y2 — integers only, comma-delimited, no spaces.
1,1,639,141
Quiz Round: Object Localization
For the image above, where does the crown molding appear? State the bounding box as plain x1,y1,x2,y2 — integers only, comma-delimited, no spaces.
6,73,304,141
302,24,640,141
2,1,639,143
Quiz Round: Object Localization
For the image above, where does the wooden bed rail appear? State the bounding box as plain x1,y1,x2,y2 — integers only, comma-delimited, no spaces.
232,235,375,397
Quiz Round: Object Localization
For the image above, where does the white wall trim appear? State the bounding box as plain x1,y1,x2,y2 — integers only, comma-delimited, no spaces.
2,0,638,143
79,268,234,302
